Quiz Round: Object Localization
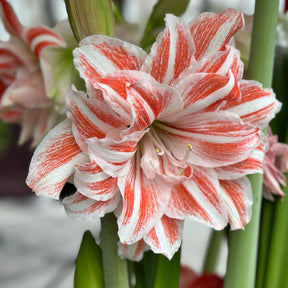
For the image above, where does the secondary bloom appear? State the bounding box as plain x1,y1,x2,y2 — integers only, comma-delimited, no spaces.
27,9,280,260
263,127,288,200
0,0,73,146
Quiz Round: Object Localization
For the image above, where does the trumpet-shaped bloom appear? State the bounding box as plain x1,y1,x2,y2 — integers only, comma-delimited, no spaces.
0,0,72,146
27,9,281,260
263,127,288,200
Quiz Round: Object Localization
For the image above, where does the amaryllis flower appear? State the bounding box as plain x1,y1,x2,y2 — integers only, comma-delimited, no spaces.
263,126,288,200
27,9,280,260
0,0,73,146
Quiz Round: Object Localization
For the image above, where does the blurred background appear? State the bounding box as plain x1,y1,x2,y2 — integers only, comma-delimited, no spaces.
0,0,284,287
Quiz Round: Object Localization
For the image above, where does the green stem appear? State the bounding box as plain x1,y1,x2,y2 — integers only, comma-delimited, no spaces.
203,229,225,274
100,213,130,288
264,177,288,288
152,249,181,288
224,0,279,287
255,199,275,288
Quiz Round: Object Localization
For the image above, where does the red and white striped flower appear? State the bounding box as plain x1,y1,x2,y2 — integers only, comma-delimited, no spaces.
27,9,281,260
263,127,288,200
0,0,67,146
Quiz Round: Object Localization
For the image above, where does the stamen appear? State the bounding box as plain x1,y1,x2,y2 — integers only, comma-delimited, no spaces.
187,144,193,151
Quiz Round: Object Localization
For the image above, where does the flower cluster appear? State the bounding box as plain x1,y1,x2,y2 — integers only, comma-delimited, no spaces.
0,0,73,146
26,9,280,260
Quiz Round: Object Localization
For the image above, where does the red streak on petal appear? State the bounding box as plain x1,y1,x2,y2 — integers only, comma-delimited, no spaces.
70,99,106,139
87,177,117,195
150,30,170,83
38,132,81,178
97,42,141,70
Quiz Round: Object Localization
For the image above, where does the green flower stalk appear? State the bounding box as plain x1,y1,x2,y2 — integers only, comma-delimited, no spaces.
224,0,279,287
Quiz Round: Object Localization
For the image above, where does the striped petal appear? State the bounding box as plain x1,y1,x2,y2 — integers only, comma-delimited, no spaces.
223,80,281,129
166,167,227,229
73,35,146,91
141,14,194,85
158,111,261,168
144,215,183,260
74,160,119,201
0,0,24,38
62,191,121,219
188,8,244,59
118,240,149,261
173,70,240,117
215,142,265,180
24,27,65,58
187,45,243,80
117,150,172,244
26,119,88,199
67,86,126,152
219,177,252,230
87,131,144,177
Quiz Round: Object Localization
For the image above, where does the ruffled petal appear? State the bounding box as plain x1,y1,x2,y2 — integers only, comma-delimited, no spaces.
223,80,281,129
219,177,252,230
67,86,126,152
166,167,227,229
215,142,265,180
173,70,240,116
118,239,149,261
62,191,121,219
74,160,119,201
0,0,24,38
87,131,144,177
26,119,88,199
94,70,183,135
188,8,244,59
144,215,183,260
141,14,194,85
117,150,172,244
186,45,243,80
157,111,261,168
73,35,146,90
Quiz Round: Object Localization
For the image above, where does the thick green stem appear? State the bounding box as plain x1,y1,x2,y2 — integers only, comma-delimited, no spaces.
255,200,275,288
264,177,288,288
203,230,225,274
152,249,181,288
224,0,279,287
100,213,130,288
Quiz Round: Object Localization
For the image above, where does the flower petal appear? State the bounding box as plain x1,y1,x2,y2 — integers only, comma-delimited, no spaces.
25,27,65,58
74,160,119,201
62,191,121,218
0,0,24,38
173,70,240,116
117,151,172,244
188,8,244,59
158,111,261,168
222,80,281,129
141,14,195,85
67,86,126,152
118,239,149,261
144,215,183,260
187,45,243,80
87,131,144,177
73,35,146,91
215,142,264,180
26,119,88,199
220,177,252,230
166,167,227,229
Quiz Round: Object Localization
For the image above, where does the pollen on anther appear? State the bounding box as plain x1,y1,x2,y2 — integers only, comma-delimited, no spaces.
155,148,160,153
187,144,193,151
